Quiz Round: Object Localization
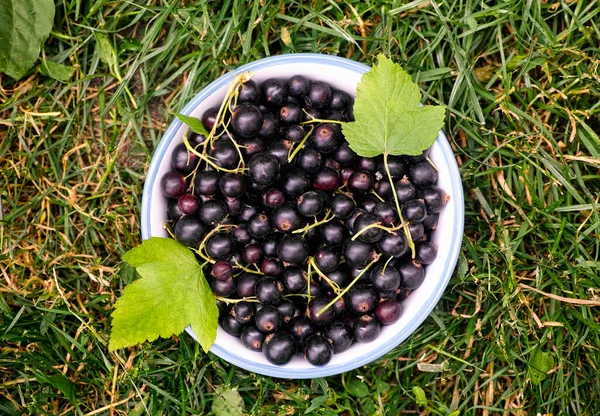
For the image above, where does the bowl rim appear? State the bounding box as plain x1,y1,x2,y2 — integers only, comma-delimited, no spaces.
141,53,464,378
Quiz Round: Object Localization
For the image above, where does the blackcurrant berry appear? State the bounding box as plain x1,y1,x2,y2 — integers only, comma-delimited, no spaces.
264,331,295,365
273,203,304,233
416,241,437,264
238,79,260,103
209,138,240,169
282,267,307,293
332,142,356,166
374,179,392,199
247,213,271,238
279,103,302,125
343,240,373,269
321,221,349,246
329,89,350,112
311,123,339,153
255,276,284,305
353,315,380,342
218,173,246,198
161,171,187,198
261,257,283,277
375,299,402,325
219,313,245,337
402,199,427,223
304,335,333,366
231,103,262,138
205,233,235,260
168,198,183,221
249,153,280,186
276,299,295,324
315,246,341,273
211,260,233,281
409,160,438,188
262,235,280,257
277,235,309,266
324,322,353,353
261,78,288,107
281,168,310,197
237,273,259,297
378,156,406,180
201,106,219,131
357,157,378,173
373,202,397,226
398,260,425,290
259,113,278,139
194,170,221,196
422,212,439,230
242,243,263,264
419,187,448,214
331,194,355,219
255,306,282,335
409,222,425,241
285,125,305,143
177,194,201,216
287,75,310,98
240,324,266,351
353,213,384,243
305,81,332,108
297,191,323,217
296,147,322,173
348,171,374,194
211,277,236,297
232,301,255,324
263,188,286,209
377,231,407,258
307,297,335,326
174,216,205,247
199,200,227,226
394,177,417,203
370,264,401,293
347,285,378,314
313,167,340,191
171,143,199,175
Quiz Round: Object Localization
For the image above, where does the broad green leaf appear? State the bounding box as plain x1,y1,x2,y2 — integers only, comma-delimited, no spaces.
175,113,209,136
34,372,76,404
110,238,218,353
346,378,369,398
0,0,55,80
342,54,446,157
212,388,244,416
528,348,555,385
40,59,75,82
412,386,427,406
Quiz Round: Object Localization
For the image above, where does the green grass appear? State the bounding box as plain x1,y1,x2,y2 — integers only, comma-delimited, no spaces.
1,0,600,414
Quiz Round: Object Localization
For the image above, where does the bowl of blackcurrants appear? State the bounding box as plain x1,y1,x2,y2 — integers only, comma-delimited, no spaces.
141,54,464,378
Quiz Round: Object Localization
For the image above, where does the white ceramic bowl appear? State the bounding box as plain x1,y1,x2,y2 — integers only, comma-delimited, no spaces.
141,54,464,378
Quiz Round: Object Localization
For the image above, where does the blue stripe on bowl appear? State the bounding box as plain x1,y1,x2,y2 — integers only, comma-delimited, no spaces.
141,53,464,379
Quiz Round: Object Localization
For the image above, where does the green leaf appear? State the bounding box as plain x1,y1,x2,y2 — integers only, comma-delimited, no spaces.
342,54,446,157
175,113,209,136
346,379,369,398
109,237,218,353
95,32,122,81
305,395,328,414
40,59,75,82
528,348,555,385
212,388,244,416
0,0,55,80
34,372,76,404
412,386,427,406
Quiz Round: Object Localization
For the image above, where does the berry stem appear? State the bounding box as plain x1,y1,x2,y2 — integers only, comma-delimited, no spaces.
292,210,334,234
350,222,396,241
316,258,377,317
233,262,264,275
216,296,259,304
287,125,315,163
306,261,312,304
308,257,342,294
300,117,346,125
384,152,415,258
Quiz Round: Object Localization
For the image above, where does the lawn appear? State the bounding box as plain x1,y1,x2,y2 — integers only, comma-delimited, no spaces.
1,0,600,414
